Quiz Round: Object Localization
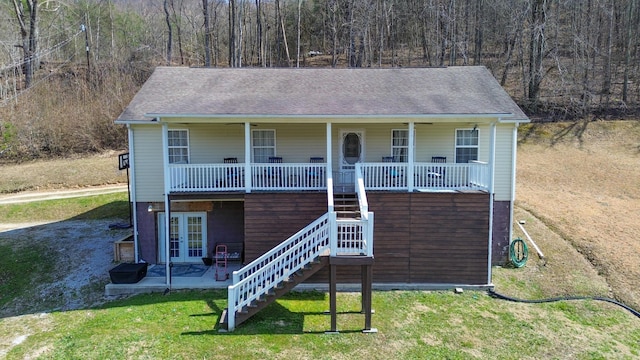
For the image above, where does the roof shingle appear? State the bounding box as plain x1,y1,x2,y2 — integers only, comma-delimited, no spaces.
117,66,528,121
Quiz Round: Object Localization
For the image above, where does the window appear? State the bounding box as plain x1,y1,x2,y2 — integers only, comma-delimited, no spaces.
391,129,408,162
168,129,189,164
455,129,479,163
252,129,276,163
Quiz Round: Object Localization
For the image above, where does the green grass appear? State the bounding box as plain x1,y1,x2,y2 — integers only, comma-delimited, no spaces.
0,241,56,309
3,290,639,359
0,192,129,222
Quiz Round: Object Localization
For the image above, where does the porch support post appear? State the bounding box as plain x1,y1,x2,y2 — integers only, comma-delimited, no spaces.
244,122,252,193
487,121,497,284
326,122,332,188
162,122,171,287
407,122,415,192
328,263,338,333
362,264,376,333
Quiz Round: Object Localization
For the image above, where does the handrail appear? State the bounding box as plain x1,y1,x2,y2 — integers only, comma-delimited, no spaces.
326,167,334,213
354,163,369,220
227,214,330,331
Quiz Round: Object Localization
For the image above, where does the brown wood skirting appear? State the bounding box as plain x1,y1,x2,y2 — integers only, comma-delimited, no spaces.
244,192,328,261
243,191,490,286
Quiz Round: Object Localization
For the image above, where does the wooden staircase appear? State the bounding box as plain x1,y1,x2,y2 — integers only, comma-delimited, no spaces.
333,193,361,219
218,256,329,331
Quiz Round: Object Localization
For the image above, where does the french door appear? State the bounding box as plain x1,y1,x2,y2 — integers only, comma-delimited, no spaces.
158,212,207,263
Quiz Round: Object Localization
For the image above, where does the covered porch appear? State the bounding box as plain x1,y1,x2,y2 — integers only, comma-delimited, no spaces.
158,121,496,194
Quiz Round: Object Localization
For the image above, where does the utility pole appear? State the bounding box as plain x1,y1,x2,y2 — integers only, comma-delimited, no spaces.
81,22,90,83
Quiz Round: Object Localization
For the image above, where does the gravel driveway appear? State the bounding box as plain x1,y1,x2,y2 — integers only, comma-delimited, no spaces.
0,219,132,317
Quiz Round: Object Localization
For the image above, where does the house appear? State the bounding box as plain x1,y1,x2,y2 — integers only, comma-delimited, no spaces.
115,66,529,330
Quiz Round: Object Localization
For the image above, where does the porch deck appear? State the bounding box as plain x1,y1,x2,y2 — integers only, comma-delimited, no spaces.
105,263,244,296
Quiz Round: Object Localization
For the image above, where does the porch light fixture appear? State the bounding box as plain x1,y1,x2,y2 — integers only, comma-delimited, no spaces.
147,204,153,212
473,124,478,131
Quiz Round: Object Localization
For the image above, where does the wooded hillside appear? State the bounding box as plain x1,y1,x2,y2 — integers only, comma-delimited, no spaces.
1,0,639,160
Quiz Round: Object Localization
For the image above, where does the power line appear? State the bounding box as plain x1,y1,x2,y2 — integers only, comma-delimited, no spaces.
0,28,83,73
0,52,76,107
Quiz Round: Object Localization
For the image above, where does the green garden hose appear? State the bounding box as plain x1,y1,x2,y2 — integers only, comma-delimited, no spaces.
509,237,528,268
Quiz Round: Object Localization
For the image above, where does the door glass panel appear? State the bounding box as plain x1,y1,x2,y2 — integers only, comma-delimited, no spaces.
187,216,203,258
343,133,361,164
169,217,180,258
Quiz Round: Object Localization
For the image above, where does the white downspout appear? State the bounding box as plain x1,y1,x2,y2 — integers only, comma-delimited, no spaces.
509,123,519,259
162,122,171,287
487,121,497,285
408,121,415,192
127,125,140,263
244,122,252,193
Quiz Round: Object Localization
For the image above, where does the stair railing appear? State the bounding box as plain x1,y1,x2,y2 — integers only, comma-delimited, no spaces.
354,164,369,220
330,164,375,257
227,214,331,331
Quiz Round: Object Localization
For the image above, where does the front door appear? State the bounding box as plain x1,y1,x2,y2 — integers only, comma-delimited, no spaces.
338,130,365,190
158,212,207,263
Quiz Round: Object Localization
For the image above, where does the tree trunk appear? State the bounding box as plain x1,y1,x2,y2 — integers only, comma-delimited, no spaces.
623,0,636,103
528,0,549,109
296,0,301,68
164,0,172,65
255,0,264,67
11,0,39,89
203,0,211,67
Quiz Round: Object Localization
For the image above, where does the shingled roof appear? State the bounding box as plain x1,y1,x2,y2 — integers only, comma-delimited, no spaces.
116,66,529,122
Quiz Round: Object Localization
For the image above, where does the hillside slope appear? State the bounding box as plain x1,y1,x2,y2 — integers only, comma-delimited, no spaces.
517,120,640,310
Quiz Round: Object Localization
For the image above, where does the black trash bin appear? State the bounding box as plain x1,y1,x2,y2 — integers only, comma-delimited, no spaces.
109,263,148,284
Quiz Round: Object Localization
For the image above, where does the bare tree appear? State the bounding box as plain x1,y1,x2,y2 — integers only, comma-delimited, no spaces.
164,0,173,65
527,0,550,109
203,0,211,67
11,0,39,88
623,0,637,104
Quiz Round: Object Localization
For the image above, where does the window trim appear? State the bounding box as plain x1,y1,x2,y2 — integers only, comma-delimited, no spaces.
251,129,277,163
454,128,480,163
168,129,190,164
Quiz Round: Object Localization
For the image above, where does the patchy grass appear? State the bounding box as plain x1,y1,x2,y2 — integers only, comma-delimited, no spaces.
2,290,639,359
0,192,129,222
0,241,56,309
0,151,127,194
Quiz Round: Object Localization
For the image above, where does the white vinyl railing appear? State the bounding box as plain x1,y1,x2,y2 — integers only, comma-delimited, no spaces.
226,214,331,331
169,163,326,192
169,162,489,193
360,162,490,191
413,162,489,191
169,163,245,192
226,201,375,330
334,217,374,256
354,164,369,218
251,163,326,190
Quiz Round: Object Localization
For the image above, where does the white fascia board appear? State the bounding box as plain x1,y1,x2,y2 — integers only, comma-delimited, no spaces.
114,119,160,125
498,118,530,124
144,113,514,123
